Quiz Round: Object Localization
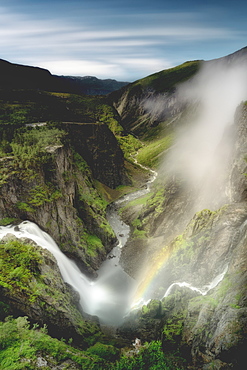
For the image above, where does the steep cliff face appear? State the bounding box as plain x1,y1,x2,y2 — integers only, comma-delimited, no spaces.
127,201,246,369
119,103,247,368
0,122,130,275
0,234,102,347
228,104,247,202
64,122,129,188
109,61,200,136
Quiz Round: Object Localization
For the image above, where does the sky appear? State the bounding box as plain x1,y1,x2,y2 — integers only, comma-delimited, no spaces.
0,0,246,81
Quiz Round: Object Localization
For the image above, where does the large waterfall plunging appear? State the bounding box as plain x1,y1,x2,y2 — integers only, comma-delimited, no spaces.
0,155,230,325
0,219,136,325
0,219,228,324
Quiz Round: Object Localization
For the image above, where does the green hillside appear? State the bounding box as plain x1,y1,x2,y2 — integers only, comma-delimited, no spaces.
132,60,201,93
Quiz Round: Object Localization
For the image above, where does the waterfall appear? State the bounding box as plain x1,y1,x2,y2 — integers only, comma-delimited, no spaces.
129,266,228,312
0,221,94,313
0,220,136,326
163,265,228,298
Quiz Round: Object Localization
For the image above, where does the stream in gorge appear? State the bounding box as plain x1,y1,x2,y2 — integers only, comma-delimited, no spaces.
0,164,157,326
0,163,228,326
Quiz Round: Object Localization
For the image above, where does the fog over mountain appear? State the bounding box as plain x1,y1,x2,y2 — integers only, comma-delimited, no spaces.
162,54,247,211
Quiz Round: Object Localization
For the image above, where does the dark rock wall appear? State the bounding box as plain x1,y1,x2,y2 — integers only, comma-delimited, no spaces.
64,122,129,188
119,103,247,369
111,86,180,136
0,122,130,275
0,235,102,347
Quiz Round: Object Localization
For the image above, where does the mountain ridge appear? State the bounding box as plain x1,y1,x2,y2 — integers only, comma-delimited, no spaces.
0,58,129,95
109,46,247,136
0,46,246,369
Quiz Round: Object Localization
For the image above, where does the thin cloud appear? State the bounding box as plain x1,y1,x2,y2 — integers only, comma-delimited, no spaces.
38,57,171,80
0,4,245,80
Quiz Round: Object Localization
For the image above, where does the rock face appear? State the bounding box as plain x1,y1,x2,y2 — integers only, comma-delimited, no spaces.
110,48,247,139
228,104,247,202
0,123,129,275
64,122,129,188
119,104,247,368
109,61,200,136
0,234,102,347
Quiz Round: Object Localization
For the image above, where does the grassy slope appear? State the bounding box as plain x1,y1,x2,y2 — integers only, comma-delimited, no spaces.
134,60,201,93
110,60,201,103
0,61,200,367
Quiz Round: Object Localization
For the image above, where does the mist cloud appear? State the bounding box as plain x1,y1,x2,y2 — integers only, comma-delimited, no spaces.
161,56,247,210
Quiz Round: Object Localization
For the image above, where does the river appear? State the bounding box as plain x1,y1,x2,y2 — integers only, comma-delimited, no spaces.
0,161,228,326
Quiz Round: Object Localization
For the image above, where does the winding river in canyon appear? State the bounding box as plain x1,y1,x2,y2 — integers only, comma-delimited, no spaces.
0,163,227,326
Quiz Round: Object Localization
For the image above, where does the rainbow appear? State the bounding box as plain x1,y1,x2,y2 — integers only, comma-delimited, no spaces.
131,244,173,309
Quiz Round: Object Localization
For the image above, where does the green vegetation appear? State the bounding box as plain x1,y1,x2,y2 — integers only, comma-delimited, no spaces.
74,152,108,213
0,236,105,345
10,125,66,169
0,90,104,126
0,125,67,187
163,313,186,345
110,341,185,370
0,316,107,370
74,151,91,173
0,239,42,300
0,217,19,226
78,183,108,213
118,180,166,241
97,104,124,135
86,342,119,361
117,134,143,161
15,184,62,212
136,134,173,168
0,318,185,370
214,275,232,300
189,294,218,311
134,61,201,93
131,218,147,239
73,152,116,251
145,185,165,215
84,233,104,257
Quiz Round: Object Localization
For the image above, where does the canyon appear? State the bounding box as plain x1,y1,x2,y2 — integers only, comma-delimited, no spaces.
0,48,246,369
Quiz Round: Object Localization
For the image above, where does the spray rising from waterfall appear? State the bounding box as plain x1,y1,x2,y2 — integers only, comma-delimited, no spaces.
1,57,247,326
129,55,247,309
162,57,247,211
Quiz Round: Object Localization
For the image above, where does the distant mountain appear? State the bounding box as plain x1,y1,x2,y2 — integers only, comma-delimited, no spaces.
0,59,53,90
0,58,129,95
56,75,129,95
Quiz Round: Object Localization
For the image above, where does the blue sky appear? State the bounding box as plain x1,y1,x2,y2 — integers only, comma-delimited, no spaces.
0,0,246,81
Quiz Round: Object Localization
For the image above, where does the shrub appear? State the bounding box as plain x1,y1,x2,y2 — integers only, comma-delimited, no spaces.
111,341,185,370
87,342,119,361
0,240,42,297
0,317,106,369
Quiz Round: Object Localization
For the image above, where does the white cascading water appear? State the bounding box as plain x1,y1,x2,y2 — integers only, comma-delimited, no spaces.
0,163,158,326
0,221,95,314
130,265,228,312
163,265,228,298
116,166,157,206
0,158,229,325
0,219,137,326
